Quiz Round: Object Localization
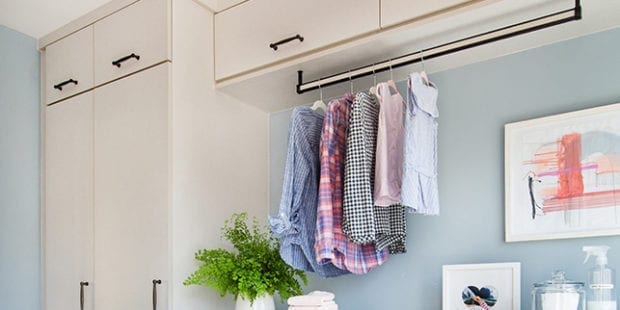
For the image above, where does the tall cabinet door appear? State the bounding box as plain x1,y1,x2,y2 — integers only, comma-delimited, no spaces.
94,63,169,310
45,93,94,310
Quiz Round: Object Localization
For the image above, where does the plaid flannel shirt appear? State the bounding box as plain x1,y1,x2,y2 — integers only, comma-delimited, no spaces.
314,94,388,275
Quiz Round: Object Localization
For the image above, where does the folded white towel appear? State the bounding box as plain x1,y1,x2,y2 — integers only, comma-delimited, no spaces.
288,304,338,310
308,291,335,300
288,299,336,307
288,291,335,306
289,301,336,307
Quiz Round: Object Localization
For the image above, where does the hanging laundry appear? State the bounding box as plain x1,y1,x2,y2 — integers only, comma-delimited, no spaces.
402,72,440,215
342,92,380,245
270,106,348,278
314,94,387,275
374,82,408,253
374,81,405,206
342,91,407,254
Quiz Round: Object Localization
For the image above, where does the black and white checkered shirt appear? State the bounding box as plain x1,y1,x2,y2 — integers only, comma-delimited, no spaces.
342,92,407,254
342,92,379,245
374,204,406,254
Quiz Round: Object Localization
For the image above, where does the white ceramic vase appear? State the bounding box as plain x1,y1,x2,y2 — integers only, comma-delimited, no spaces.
235,294,275,310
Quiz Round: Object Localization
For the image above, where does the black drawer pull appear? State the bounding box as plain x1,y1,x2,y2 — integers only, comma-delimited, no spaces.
53,79,78,91
112,53,140,68
152,279,161,310
79,281,89,310
269,34,304,51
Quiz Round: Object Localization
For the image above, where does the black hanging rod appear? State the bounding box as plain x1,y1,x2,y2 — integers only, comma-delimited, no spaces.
296,0,581,94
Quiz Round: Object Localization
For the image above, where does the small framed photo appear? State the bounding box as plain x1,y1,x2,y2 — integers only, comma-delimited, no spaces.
442,262,521,310
505,103,620,242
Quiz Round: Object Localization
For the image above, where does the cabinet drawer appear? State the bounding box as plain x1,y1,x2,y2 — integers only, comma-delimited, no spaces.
45,26,93,104
94,0,170,85
215,0,379,80
381,0,476,28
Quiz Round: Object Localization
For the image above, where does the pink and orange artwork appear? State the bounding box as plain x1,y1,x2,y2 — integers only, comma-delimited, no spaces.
505,103,620,242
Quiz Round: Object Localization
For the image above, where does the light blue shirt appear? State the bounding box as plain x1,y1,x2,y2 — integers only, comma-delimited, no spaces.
401,72,440,215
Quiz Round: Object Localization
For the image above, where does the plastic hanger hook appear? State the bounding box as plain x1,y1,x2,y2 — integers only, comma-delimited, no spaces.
420,50,430,86
311,78,326,111
348,70,353,94
369,63,377,95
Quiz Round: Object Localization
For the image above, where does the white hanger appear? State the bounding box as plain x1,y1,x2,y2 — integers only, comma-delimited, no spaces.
369,63,377,95
420,50,430,86
348,70,353,94
385,59,399,96
311,78,326,112
387,79,398,94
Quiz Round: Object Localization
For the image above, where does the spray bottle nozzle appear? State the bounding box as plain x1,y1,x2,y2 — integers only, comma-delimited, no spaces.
583,245,610,265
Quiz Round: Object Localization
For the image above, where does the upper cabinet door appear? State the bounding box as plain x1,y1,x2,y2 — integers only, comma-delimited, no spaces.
45,26,93,105
45,93,94,310
214,0,380,81
381,0,476,28
94,0,170,85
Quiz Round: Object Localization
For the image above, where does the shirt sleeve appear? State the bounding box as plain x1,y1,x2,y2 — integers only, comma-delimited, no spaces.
269,116,298,236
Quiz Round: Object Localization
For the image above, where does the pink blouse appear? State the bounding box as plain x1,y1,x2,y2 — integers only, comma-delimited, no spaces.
374,81,405,206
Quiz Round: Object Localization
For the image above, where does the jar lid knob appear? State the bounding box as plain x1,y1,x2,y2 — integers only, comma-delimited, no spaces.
551,270,566,283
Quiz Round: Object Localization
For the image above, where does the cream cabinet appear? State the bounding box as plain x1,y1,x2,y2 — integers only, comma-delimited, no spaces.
44,1,171,309
93,63,169,310
45,27,94,105
44,64,170,310
44,0,170,104
94,0,170,85
381,0,476,28
214,0,380,80
41,0,229,309
45,93,94,310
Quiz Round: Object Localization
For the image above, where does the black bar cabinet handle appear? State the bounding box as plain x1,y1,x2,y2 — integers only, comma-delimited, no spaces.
269,34,304,51
54,79,78,91
112,53,140,68
152,279,161,310
79,281,89,310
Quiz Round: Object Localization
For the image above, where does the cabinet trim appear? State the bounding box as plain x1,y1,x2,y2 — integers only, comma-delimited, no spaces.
46,60,170,107
380,0,494,30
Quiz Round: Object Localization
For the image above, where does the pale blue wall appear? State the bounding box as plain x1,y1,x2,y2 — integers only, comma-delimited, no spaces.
0,25,41,310
270,28,620,309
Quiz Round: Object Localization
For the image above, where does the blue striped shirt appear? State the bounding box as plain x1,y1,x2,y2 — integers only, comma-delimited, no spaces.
270,107,349,278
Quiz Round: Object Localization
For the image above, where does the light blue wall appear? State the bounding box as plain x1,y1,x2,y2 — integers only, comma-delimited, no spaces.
0,25,41,310
270,28,620,309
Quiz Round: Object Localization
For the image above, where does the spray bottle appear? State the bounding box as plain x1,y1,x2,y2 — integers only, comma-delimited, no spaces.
583,245,617,310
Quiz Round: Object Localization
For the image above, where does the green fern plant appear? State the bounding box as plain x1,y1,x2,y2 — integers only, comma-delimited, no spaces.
183,213,307,303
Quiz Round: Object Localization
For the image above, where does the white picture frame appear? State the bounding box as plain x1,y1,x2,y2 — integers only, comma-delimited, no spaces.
442,262,521,310
505,103,620,242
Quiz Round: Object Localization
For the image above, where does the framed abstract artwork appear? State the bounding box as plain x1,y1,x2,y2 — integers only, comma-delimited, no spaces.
442,263,521,310
505,103,620,242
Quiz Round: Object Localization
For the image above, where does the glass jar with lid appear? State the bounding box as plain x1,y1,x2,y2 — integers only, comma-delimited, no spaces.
532,271,585,310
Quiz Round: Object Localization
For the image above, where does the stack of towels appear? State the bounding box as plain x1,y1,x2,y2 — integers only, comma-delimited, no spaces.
288,291,338,310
